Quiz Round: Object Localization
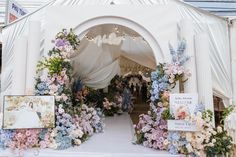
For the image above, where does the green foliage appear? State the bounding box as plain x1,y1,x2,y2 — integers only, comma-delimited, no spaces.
161,108,174,120
202,110,213,121
221,105,235,124
205,128,233,156
103,105,119,117
136,132,145,145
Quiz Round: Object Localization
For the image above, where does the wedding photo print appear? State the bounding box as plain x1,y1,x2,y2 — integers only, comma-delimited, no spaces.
2,95,55,129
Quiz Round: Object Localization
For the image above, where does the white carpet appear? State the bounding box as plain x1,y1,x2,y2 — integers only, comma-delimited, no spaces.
0,113,180,157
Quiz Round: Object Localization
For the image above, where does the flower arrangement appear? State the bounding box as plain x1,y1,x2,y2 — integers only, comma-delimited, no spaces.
9,129,41,151
134,40,233,157
84,75,125,117
102,97,122,116
0,29,104,152
204,125,232,156
135,41,191,150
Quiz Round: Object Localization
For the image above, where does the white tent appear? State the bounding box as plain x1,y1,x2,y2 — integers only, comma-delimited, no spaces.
1,0,235,125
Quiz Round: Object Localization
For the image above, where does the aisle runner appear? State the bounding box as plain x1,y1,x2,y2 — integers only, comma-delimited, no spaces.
0,113,180,157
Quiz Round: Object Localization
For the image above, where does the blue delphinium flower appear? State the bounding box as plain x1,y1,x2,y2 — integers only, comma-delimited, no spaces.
169,40,189,66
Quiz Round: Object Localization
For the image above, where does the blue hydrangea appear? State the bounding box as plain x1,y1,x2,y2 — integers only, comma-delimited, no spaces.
168,144,178,154
151,71,159,81
56,135,72,150
39,129,48,140
0,130,14,149
168,132,180,141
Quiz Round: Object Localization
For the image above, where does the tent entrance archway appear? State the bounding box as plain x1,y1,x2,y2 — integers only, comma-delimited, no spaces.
71,24,156,90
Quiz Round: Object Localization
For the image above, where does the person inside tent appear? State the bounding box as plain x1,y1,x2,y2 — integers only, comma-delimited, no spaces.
141,82,148,102
122,83,133,112
130,83,134,94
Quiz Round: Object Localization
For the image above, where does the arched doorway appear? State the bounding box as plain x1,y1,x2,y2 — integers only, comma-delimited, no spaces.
71,23,156,119
69,24,158,153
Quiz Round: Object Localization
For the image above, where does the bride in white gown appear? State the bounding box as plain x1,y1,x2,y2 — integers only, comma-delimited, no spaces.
11,102,42,129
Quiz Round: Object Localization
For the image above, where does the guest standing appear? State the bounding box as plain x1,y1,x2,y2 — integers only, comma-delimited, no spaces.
130,83,134,94
141,82,148,102
135,83,140,97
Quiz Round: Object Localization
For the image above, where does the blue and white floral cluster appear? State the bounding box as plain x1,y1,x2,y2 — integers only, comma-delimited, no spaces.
135,41,191,151
150,64,169,102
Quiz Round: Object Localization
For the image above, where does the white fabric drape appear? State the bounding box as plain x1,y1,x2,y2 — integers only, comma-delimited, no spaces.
71,33,156,89
26,21,41,94
11,36,28,95
121,36,156,70
176,3,232,104
71,42,120,89
83,60,120,89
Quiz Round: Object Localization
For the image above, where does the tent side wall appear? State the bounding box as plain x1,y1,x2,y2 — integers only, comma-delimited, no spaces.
230,19,236,105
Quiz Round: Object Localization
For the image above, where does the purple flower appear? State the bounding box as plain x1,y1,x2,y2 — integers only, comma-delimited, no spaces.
55,39,66,47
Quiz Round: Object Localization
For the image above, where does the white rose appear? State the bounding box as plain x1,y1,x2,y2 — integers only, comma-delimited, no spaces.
186,132,192,142
208,142,214,147
163,139,169,145
58,108,64,114
186,143,193,153
212,139,216,143
217,126,223,133
75,139,82,145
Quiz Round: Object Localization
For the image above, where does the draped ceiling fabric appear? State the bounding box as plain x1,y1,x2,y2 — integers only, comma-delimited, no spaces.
70,25,155,89
1,0,233,104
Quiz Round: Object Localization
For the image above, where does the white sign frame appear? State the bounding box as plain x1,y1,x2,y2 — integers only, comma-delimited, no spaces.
168,93,198,131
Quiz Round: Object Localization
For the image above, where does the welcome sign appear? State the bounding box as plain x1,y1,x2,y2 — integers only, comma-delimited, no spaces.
168,120,197,132
168,93,198,131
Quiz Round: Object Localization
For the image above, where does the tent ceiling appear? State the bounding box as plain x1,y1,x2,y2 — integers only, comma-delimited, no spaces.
85,24,141,39
119,56,152,75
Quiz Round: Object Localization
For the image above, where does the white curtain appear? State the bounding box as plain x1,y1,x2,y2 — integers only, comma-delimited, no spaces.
176,4,232,105
71,42,120,89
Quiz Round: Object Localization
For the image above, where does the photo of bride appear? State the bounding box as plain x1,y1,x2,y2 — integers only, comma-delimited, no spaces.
3,96,55,129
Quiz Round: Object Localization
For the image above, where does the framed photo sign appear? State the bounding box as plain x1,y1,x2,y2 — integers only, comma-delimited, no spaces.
3,95,55,129
168,93,198,132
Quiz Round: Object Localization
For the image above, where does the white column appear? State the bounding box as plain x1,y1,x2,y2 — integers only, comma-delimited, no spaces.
11,36,28,95
180,20,198,93
230,20,236,104
195,33,214,125
26,21,41,94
